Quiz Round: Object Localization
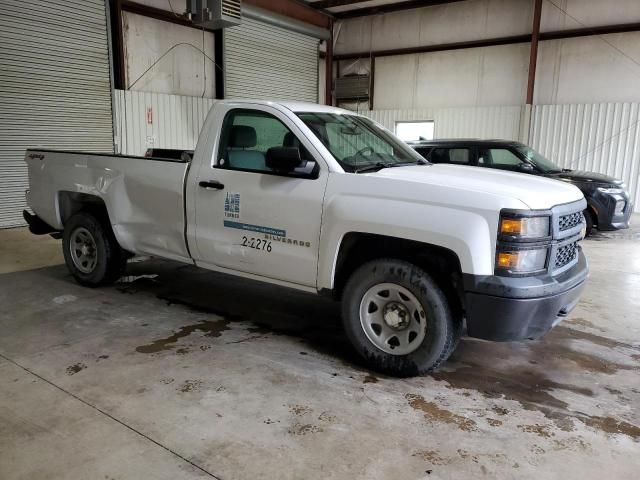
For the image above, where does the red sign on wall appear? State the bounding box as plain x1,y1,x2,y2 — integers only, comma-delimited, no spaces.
146,107,153,125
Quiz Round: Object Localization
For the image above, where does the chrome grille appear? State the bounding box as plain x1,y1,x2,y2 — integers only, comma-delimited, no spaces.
558,211,583,231
555,242,578,269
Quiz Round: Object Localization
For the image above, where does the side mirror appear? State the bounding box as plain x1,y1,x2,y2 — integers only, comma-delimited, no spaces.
266,147,304,173
518,162,535,172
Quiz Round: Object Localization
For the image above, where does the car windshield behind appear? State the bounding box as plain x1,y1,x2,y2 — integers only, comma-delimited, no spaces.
297,112,424,172
515,145,562,173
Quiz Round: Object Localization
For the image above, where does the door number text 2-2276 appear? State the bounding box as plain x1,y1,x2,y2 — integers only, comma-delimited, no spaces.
242,236,272,252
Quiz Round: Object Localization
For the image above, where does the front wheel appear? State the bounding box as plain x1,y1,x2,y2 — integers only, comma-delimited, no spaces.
62,212,126,287
342,259,458,377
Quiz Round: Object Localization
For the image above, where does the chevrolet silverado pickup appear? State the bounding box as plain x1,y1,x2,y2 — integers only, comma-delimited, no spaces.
24,100,589,376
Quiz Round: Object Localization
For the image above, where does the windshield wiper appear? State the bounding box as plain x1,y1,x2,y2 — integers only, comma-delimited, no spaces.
353,159,428,173
353,162,394,173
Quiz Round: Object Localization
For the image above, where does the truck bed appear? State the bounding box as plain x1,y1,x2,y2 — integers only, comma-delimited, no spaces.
25,149,192,263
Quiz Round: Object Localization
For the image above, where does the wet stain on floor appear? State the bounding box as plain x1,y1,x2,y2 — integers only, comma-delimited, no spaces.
518,424,555,438
289,404,312,416
431,326,640,439
114,264,361,367
135,319,231,354
178,379,203,393
413,450,451,465
405,393,477,432
66,363,87,375
579,415,640,440
363,374,379,384
288,423,322,435
115,261,640,441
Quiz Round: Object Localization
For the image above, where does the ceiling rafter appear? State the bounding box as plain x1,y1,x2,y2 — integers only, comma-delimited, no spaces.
308,0,466,19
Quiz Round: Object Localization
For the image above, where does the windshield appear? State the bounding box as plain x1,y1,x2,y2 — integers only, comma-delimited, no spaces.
515,145,562,173
297,112,424,172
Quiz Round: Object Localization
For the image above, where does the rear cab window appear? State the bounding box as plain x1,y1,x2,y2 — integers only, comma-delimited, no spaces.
428,147,474,165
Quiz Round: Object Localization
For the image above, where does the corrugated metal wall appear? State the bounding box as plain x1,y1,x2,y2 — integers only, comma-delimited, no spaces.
359,106,524,142
113,90,216,156
224,17,319,102
529,103,640,213
0,0,114,228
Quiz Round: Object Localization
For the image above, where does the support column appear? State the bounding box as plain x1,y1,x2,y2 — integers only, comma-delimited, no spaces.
325,20,334,106
526,0,543,105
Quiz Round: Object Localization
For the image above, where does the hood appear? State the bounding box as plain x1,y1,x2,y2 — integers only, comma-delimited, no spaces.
371,164,584,210
545,169,623,186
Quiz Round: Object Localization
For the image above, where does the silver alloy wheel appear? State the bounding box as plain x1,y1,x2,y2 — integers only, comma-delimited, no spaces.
69,227,98,274
359,282,427,355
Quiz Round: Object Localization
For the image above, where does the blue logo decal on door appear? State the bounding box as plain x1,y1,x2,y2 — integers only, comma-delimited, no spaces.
224,193,240,219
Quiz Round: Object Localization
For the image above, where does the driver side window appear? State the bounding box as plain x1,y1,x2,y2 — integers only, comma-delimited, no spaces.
217,109,316,176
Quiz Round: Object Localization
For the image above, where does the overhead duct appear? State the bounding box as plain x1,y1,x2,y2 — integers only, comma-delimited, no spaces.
188,0,242,29
335,75,370,101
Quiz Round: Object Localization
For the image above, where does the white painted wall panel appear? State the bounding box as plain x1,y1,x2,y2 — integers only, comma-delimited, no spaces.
114,90,215,156
334,0,640,55
530,103,640,212
359,106,524,141
334,0,534,55
541,0,640,32
535,32,640,105
333,0,640,108
123,12,215,98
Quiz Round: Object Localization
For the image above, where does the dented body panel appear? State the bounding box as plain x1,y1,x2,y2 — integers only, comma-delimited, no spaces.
26,151,191,263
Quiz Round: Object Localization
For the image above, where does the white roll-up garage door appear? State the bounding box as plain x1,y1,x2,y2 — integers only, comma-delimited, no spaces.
0,0,114,228
224,17,318,102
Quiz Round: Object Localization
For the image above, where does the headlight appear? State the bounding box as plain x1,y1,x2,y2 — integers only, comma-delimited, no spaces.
499,215,550,239
614,200,626,215
597,187,624,194
496,248,548,274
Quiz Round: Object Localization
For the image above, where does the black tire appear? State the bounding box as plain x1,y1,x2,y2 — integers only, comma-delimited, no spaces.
583,208,594,236
341,259,456,377
62,212,126,287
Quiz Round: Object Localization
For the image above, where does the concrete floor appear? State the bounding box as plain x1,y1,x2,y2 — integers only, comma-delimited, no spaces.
1,219,639,480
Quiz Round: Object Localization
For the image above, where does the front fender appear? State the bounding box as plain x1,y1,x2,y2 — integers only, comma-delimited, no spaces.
317,194,496,290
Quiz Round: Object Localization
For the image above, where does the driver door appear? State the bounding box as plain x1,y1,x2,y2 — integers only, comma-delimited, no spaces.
192,105,328,288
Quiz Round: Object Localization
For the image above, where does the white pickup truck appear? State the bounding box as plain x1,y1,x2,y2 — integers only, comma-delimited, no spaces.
24,100,588,376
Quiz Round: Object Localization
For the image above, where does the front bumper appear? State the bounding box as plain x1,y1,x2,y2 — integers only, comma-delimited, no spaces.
463,250,588,341
591,190,632,231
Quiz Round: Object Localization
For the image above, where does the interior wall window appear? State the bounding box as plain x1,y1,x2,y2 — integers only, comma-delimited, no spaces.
395,121,435,142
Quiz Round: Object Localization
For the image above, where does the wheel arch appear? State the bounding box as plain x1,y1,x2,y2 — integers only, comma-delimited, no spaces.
328,232,465,318
57,191,110,227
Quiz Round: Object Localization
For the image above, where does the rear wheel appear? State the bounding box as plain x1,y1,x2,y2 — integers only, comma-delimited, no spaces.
342,259,457,377
62,212,126,287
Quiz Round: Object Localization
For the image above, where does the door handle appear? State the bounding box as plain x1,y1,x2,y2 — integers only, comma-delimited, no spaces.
199,180,224,190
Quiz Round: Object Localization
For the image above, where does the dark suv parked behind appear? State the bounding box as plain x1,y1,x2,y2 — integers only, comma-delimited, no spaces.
410,139,632,235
